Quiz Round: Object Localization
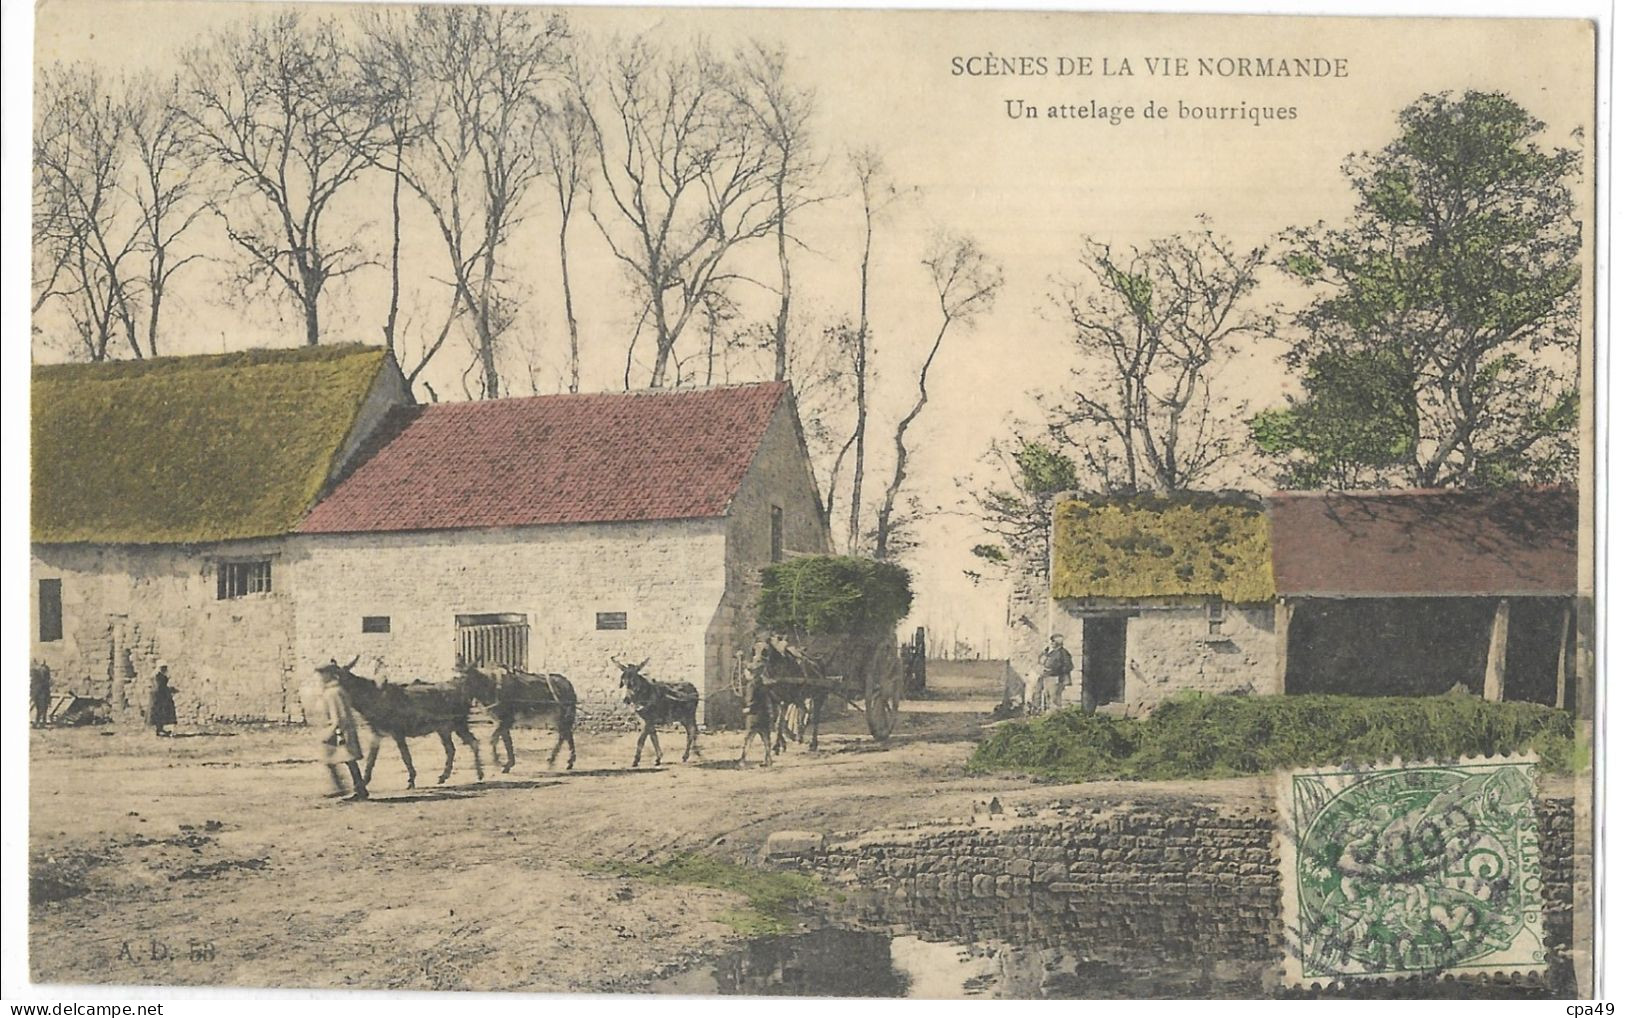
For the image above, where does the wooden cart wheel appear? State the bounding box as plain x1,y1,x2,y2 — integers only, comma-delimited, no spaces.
865,645,902,741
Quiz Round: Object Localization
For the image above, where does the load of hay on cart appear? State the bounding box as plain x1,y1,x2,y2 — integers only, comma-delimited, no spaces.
733,556,912,750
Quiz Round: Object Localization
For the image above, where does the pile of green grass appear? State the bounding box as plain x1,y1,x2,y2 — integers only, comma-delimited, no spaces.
756,555,913,635
592,853,823,935
968,693,1584,782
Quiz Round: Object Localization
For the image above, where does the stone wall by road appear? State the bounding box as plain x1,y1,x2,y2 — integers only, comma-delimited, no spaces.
791,797,1577,997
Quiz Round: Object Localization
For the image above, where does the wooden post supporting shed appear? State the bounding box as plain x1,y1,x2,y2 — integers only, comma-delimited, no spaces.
1482,598,1509,702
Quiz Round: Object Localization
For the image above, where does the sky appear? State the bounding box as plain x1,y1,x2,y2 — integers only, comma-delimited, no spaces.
26,2,1597,653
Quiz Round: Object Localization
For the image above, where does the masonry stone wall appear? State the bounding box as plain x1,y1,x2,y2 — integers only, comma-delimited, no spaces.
708,397,834,724
1120,604,1275,710
31,539,299,723
291,521,728,724
794,797,1578,997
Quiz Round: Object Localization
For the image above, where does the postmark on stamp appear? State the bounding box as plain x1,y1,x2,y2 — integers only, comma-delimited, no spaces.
1278,756,1545,986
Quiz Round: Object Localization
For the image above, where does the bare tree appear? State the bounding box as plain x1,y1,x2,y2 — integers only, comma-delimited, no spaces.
727,42,822,381
1047,226,1270,493
800,318,863,534
541,90,593,392
31,79,81,319
182,13,380,346
575,36,783,387
359,7,568,398
873,233,1003,560
125,73,207,357
33,65,143,360
844,149,906,551
392,291,464,394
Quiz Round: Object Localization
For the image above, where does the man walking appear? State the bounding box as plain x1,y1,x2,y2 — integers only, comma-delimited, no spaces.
301,662,369,802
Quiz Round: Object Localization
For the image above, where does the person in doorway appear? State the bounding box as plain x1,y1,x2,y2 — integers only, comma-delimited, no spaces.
148,664,178,737
1038,635,1075,712
302,662,369,802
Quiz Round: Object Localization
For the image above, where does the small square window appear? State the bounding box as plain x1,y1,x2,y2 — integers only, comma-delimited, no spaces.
1206,600,1225,636
218,559,272,599
362,616,391,634
596,611,628,631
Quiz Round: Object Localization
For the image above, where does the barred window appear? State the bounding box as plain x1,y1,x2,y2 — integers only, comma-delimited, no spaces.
218,560,272,599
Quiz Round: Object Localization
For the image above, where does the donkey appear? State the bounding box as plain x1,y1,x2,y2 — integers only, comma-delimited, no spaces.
614,657,700,767
321,658,484,789
457,661,578,772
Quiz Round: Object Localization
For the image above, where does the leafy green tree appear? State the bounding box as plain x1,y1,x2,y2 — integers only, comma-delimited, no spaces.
965,439,1078,577
1047,225,1271,494
1267,91,1582,488
1249,348,1416,488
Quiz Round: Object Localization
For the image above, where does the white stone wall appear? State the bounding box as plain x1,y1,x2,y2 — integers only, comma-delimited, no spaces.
710,397,833,724
30,539,300,723
1119,604,1276,713
290,521,728,724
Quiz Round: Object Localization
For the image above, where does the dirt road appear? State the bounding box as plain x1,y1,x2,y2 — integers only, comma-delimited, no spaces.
28,664,1268,993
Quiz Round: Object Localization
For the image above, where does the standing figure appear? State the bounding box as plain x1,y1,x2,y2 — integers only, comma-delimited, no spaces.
738,662,777,767
148,664,178,737
30,662,52,727
301,662,369,802
1037,634,1075,713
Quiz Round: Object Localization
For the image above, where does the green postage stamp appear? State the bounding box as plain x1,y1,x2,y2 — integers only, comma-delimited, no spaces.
1278,757,1546,985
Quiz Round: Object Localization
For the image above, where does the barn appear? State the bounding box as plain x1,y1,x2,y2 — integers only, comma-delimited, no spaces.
30,345,829,728
294,380,829,727
1006,488,1582,717
30,345,410,722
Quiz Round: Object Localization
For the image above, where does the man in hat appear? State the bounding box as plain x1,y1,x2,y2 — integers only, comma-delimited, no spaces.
300,662,369,802
1037,634,1075,713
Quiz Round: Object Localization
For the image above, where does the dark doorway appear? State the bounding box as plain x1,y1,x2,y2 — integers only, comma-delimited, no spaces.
1503,598,1572,706
1082,617,1127,706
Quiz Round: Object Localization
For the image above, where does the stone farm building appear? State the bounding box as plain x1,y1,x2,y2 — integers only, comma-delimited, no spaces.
31,345,828,728
1007,489,1582,716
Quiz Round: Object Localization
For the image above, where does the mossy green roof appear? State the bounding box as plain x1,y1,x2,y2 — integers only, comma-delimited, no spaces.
33,345,393,545
1051,493,1275,603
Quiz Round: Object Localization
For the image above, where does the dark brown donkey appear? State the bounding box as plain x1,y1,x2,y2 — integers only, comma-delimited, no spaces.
614,657,700,767
457,662,578,772
319,658,484,789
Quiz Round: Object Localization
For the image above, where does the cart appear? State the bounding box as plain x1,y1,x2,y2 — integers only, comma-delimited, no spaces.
735,628,904,742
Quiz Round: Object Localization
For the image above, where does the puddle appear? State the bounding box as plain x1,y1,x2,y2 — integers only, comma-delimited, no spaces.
651,924,1262,998
652,882,1575,999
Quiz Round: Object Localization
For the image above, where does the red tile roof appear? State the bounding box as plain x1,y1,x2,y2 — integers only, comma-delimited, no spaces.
299,382,790,534
1268,488,1578,597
